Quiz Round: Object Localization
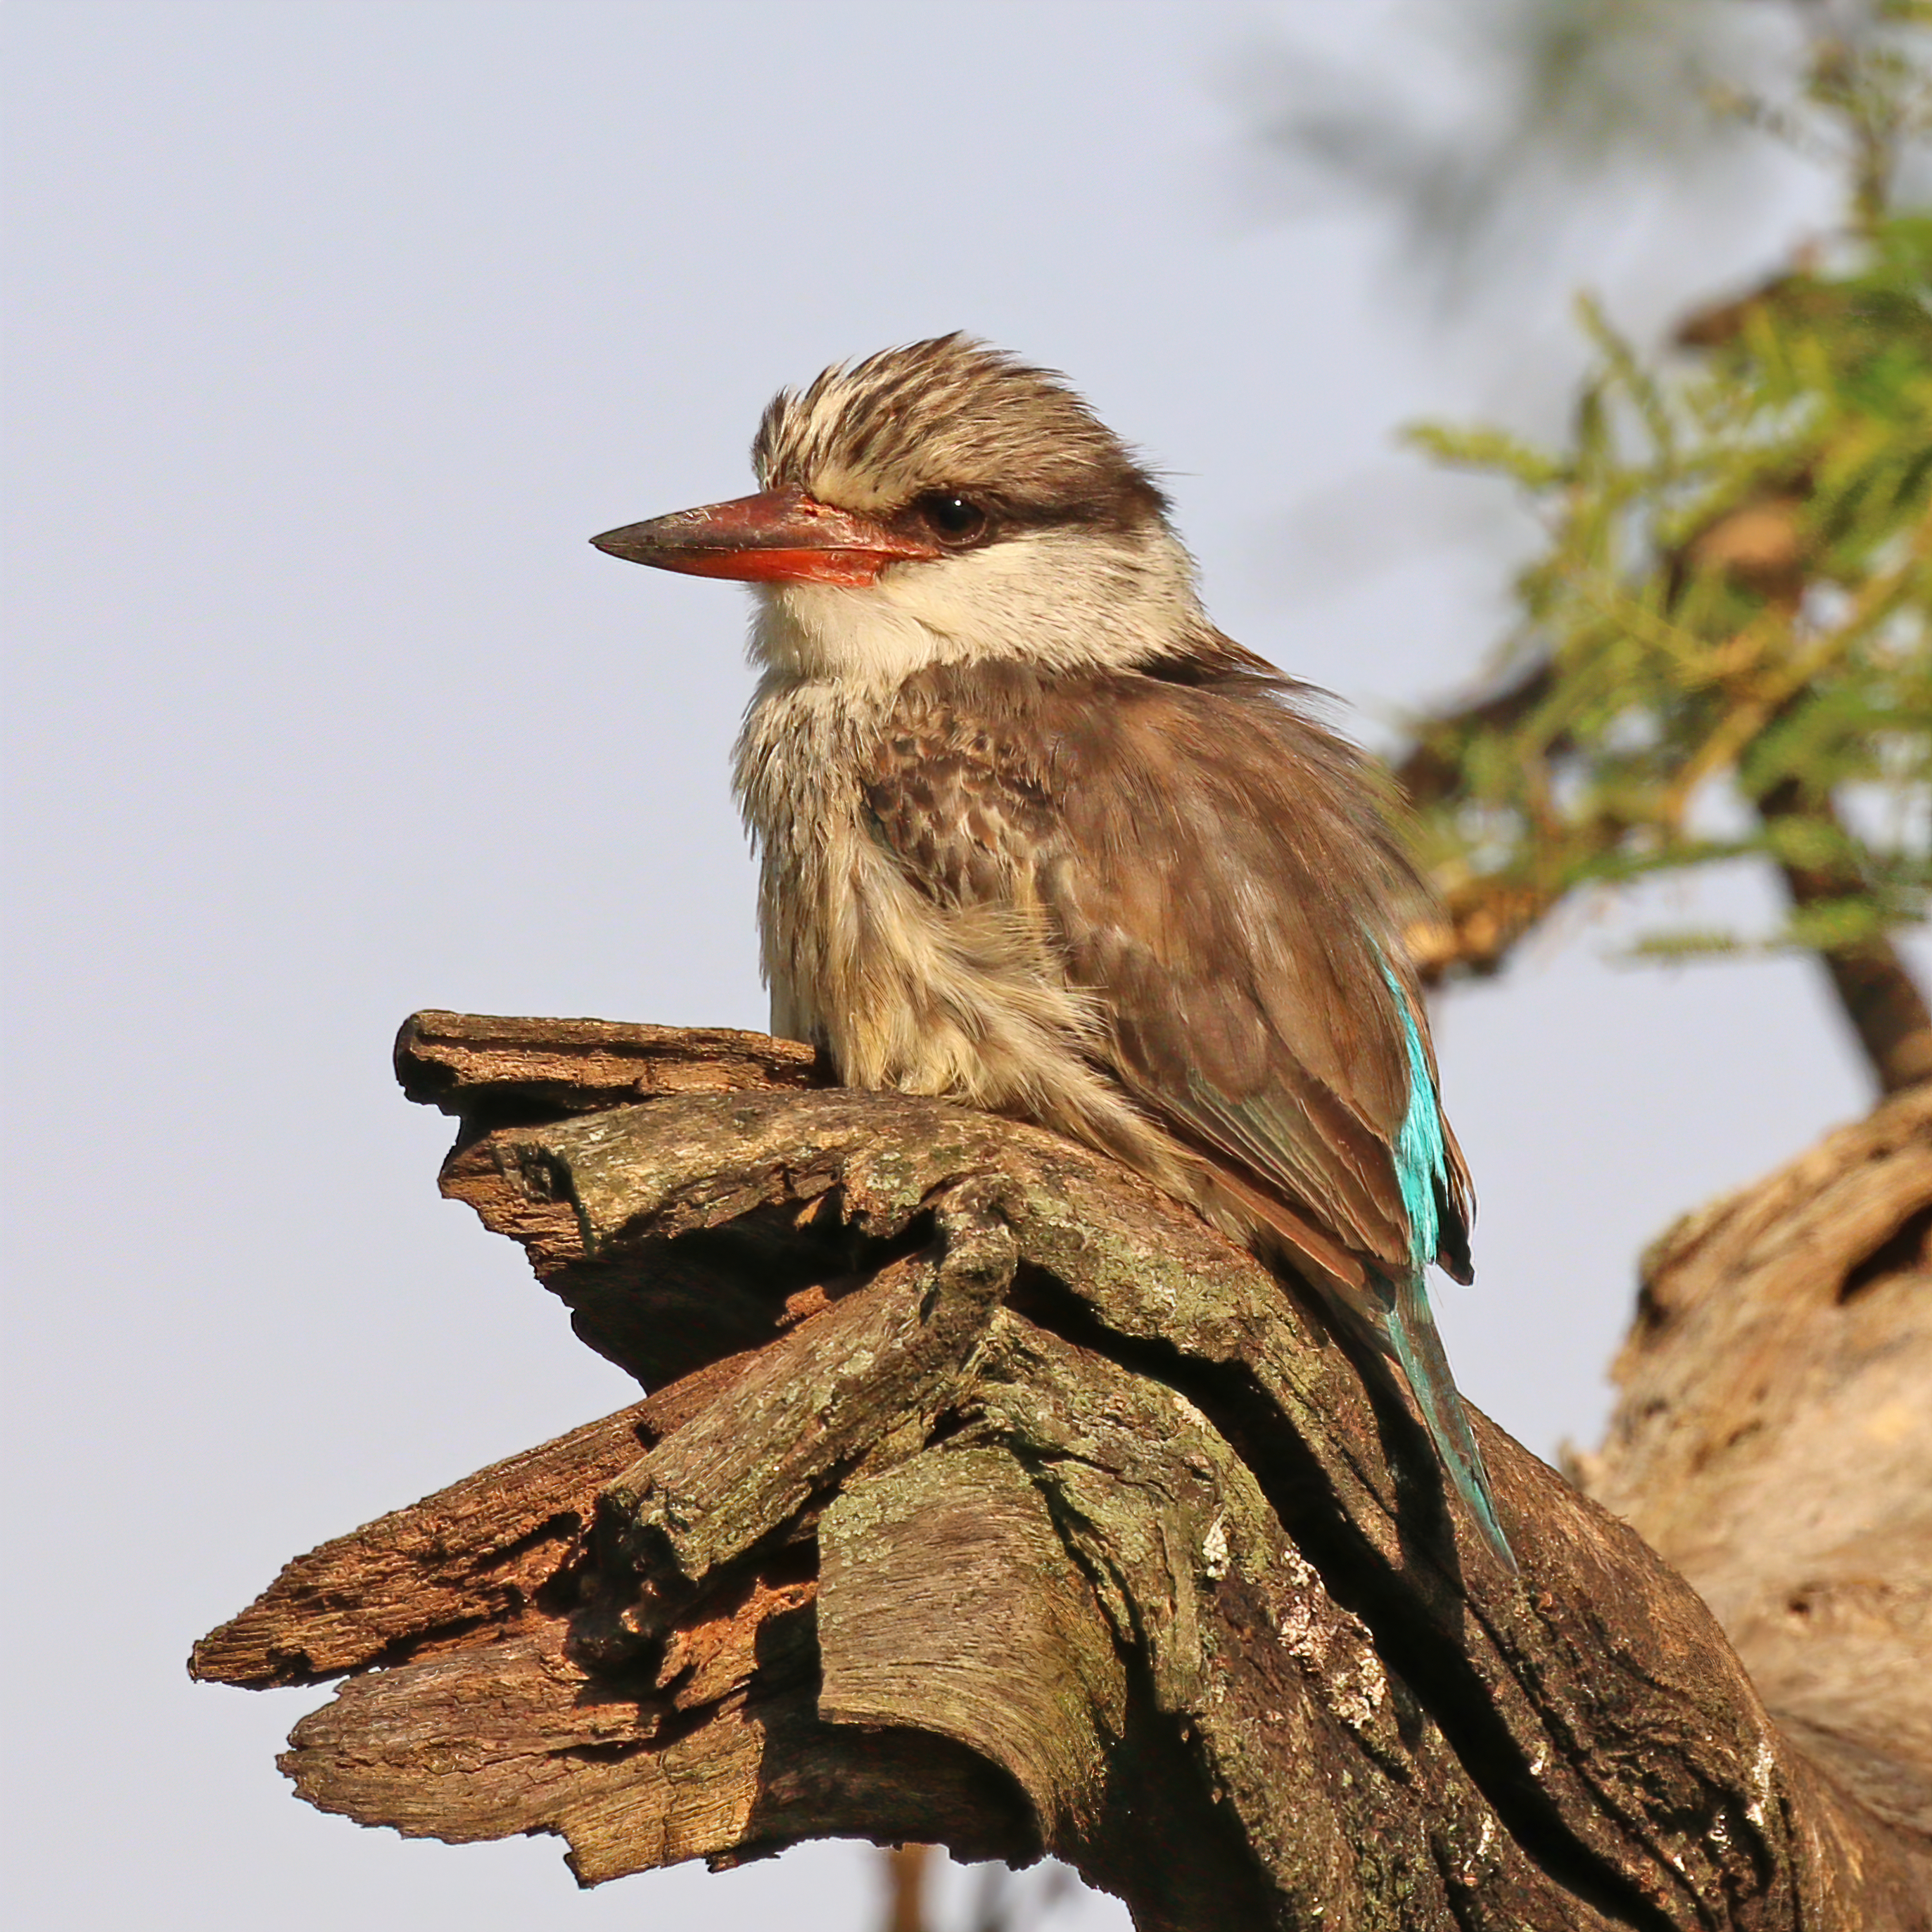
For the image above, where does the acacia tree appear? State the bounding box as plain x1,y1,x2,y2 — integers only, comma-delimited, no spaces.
1394,8,1931,1092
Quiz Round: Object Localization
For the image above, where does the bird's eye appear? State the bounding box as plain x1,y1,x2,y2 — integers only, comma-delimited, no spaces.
915,492,989,542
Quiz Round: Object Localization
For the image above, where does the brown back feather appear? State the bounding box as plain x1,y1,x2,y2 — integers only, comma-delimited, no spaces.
861,654,1473,1279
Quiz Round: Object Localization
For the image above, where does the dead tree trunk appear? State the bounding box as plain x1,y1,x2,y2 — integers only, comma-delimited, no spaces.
191,1011,1932,1930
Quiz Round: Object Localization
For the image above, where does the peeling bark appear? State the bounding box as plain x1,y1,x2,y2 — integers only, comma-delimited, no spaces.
191,1012,1932,1929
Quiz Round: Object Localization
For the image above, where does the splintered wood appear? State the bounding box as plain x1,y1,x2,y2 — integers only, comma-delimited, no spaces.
191,1011,1932,1930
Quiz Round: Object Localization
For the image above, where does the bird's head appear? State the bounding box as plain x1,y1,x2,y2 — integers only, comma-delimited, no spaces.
593,335,1210,686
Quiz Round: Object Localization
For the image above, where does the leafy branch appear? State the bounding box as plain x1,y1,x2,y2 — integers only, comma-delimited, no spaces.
1397,18,1931,1089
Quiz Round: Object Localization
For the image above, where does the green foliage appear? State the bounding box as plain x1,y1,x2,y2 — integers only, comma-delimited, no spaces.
1399,26,1931,979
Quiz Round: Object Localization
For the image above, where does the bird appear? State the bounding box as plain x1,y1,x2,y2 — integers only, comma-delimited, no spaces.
592,334,1515,1572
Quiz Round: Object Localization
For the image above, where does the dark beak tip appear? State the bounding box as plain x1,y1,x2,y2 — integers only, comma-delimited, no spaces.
590,526,644,562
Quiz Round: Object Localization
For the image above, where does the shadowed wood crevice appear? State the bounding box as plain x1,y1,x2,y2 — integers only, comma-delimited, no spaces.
191,1012,1932,1931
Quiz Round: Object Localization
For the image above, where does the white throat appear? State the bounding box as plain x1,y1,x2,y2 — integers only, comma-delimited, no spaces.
747,523,1209,692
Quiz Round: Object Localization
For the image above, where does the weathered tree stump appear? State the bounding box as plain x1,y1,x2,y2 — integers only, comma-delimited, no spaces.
191,1011,1932,1930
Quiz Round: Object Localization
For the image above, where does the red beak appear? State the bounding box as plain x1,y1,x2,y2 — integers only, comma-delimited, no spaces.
591,486,939,588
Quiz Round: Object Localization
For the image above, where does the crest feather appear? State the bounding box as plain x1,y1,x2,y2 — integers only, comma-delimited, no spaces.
753,333,1168,528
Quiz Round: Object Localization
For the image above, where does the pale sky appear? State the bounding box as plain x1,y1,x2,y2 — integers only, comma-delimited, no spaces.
3,4,1895,1927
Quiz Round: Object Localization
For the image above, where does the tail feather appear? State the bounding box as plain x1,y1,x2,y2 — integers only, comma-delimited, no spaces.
1380,1271,1517,1574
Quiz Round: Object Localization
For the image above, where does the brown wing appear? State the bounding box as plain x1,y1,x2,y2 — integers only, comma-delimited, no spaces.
862,657,1474,1280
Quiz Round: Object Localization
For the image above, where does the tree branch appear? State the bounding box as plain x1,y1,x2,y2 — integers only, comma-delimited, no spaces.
189,1012,1932,1928
1757,779,1932,1093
